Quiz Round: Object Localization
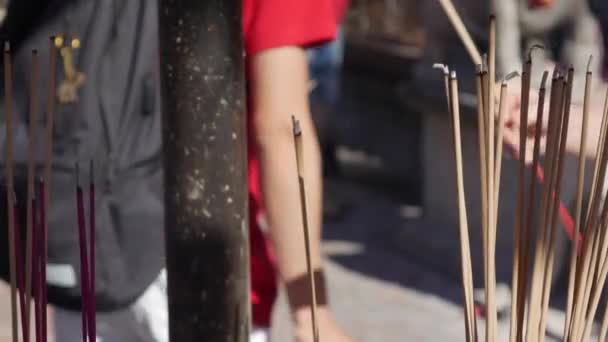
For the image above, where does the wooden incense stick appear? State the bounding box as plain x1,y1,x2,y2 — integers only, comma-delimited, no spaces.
510,56,531,342
574,96,608,338
12,194,27,342
448,71,477,342
434,64,483,341
539,68,573,341
568,89,608,341
24,49,40,339
570,95,608,341
76,163,90,342
40,36,59,342
486,16,499,342
436,0,482,65
580,194,608,342
292,117,319,342
526,71,563,342
474,66,490,334
4,41,19,342
518,71,549,341
563,57,592,341
537,73,567,342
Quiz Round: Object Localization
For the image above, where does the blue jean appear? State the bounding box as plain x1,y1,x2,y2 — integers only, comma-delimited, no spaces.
308,28,345,108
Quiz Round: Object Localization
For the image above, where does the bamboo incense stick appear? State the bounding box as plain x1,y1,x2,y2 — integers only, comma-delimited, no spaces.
539,68,573,341
474,66,490,335
518,71,549,342
486,16,499,341
436,0,482,65
527,71,563,342
579,197,608,342
4,41,19,342
538,73,568,341
570,102,608,341
24,49,40,340
563,58,592,341
76,163,90,342
292,117,319,342
449,71,477,342
510,57,531,342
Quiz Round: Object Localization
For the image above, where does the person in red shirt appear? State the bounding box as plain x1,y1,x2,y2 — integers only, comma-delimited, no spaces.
244,0,351,341
16,0,352,342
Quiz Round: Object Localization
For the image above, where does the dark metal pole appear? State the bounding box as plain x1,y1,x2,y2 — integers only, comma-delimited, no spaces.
158,1,249,341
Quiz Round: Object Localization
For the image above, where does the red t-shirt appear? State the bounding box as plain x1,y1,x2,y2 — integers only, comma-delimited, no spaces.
242,0,341,327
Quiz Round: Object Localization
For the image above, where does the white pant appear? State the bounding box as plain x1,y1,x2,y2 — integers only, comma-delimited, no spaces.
54,269,269,342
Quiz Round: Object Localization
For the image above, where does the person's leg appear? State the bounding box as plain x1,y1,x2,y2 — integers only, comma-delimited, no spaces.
131,269,169,342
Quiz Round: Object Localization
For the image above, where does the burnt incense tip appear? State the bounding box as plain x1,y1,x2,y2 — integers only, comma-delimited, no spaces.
450,71,457,80
75,162,80,187
503,71,520,84
90,160,94,181
292,117,302,137
475,64,482,74
432,63,449,75
540,71,549,89
489,14,496,21
527,44,544,62
587,55,594,73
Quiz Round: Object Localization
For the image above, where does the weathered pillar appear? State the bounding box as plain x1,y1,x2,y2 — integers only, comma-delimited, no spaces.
158,1,249,341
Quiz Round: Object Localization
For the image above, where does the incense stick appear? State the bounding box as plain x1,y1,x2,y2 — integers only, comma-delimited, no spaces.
526,71,563,342
448,71,477,342
510,57,531,342
76,163,90,342
538,68,573,341
436,0,482,65
88,160,96,341
292,117,319,342
24,49,40,339
40,36,59,342
13,194,27,342
474,66,490,337
485,16,499,342
570,93,608,341
4,41,19,342
563,58,592,341
518,71,549,341
35,179,44,342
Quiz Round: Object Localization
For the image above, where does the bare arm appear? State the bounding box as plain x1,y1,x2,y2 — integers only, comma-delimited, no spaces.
249,46,350,342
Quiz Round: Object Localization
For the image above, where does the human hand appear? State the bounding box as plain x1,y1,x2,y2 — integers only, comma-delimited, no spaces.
499,76,552,165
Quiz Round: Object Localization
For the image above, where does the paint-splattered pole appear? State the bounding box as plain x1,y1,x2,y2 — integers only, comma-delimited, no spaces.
158,1,249,341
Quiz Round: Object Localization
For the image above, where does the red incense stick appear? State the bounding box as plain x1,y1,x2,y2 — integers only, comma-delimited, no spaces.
38,178,48,342
88,160,96,341
76,164,90,342
12,195,28,342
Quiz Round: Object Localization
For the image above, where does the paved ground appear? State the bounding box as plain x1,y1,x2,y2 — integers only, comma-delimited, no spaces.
0,180,600,341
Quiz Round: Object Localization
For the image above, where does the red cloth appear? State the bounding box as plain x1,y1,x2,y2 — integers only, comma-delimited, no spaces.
242,0,339,327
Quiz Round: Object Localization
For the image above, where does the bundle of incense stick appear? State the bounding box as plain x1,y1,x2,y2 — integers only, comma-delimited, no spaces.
435,6,608,341
3,37,96,341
